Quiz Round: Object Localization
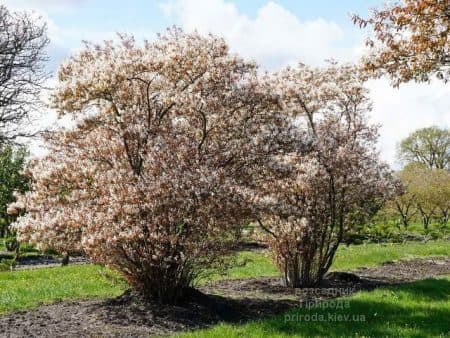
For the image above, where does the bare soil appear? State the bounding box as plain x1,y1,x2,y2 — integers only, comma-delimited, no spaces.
1,257,449,338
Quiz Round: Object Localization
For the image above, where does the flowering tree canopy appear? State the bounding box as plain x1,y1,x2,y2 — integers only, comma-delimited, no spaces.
256,63,396,287
9,29,284,303
353,0,450,85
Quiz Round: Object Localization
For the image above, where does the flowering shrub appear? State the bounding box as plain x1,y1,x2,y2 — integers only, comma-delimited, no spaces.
8,30,396,297
9,29,283,303
256,63,397,287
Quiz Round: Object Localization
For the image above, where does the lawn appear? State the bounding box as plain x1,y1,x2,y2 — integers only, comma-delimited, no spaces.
332,240,450,271
0,264,126,314
177,275,450,337
207,240,450,281
0,240,449,315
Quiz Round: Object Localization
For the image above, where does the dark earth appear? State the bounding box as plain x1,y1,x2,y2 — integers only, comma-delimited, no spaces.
0,252,89,270
0,257,449,337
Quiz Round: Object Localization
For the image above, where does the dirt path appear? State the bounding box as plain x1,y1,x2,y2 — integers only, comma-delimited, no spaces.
0,256,449,338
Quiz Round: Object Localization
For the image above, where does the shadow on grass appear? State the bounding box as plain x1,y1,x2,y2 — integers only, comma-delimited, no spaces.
254,278,450,337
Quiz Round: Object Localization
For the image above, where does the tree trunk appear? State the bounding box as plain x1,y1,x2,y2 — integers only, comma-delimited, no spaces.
440,209,449,225
401,216,409,230
14,243,20,261
61,253,70,266
422,216,430,230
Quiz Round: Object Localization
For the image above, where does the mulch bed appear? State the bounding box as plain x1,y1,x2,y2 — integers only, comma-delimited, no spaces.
0,252,89,270
14,255,89,270
1,257,449,337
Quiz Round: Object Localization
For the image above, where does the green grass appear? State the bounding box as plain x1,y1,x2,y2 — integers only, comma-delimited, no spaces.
207,240,450,281
406,221,449,233
332,240,450,271
0,264,127,314
357,221,450,243
177,276,450,338
0,240,448,315
199,251,279,283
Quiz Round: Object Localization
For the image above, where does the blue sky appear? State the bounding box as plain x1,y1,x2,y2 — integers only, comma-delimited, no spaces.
3,0,450,166
50,0,380,30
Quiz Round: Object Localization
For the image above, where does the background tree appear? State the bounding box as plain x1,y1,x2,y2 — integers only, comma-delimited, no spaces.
0,5,49,145
354,0,450,85
398,126,450,170
0,146,28,237
256,63,396,288
388,191,417,230
430,168,450,224
403,164,450,229
386,164,450,230
391,167,419,230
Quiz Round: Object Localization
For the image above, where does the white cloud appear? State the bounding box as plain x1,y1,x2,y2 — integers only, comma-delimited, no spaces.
161,0,350,69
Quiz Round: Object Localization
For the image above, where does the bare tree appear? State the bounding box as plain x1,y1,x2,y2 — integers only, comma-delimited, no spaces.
0,5,49,145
